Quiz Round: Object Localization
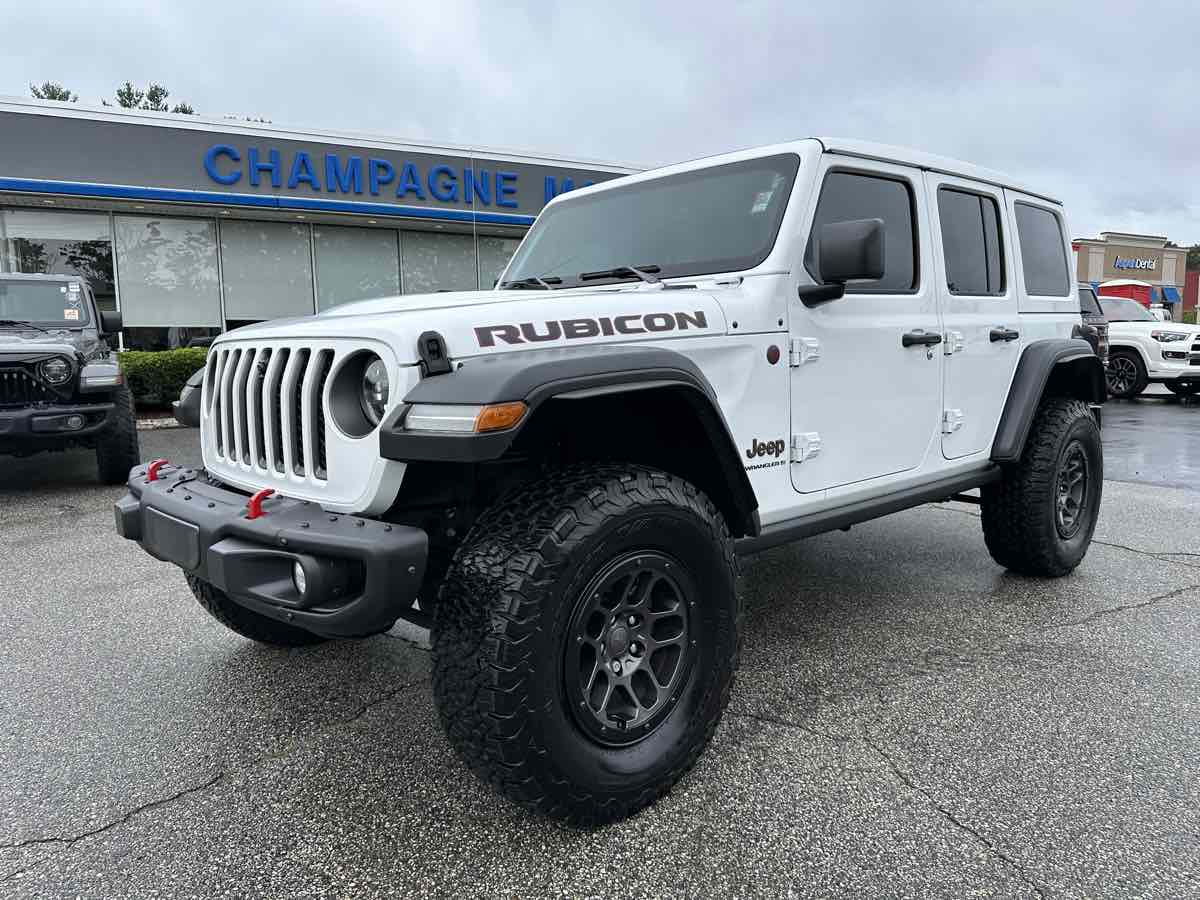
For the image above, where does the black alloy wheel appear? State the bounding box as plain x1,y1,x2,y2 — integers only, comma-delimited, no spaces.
1055,441,1089,540
1105,352,1145,398
565,551,695,745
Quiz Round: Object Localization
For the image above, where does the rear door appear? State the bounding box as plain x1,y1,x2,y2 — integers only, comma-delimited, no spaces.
924,175,1020,459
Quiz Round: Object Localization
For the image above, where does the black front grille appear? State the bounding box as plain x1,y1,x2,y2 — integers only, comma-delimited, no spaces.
0,367,54,407
312,350,333,480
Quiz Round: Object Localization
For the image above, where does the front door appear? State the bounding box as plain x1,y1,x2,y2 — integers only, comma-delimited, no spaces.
924,176,1020,459
790,160,943,494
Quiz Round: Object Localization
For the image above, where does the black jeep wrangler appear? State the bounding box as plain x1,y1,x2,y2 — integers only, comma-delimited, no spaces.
0,273,139,483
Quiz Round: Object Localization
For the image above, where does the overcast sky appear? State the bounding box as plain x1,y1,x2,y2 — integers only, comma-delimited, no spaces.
2,0,1198,243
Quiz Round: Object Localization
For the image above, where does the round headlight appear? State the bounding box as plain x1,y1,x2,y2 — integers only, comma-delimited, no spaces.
39,356,72,385
360,357,390,425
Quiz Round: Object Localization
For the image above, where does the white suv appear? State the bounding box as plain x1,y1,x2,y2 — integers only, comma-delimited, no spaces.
116,138,1105,824
1101,296,1200,398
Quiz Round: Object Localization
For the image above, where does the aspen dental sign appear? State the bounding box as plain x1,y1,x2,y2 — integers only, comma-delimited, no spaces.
203,144,592,209
1113,256,1158,271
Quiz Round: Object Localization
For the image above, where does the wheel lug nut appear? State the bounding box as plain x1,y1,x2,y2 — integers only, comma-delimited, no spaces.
610,660,622,674
627,615,638,626
630,642,642,657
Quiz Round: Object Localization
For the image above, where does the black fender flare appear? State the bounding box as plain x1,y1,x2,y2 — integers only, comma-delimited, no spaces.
991,338,1105,463
379,344,759,534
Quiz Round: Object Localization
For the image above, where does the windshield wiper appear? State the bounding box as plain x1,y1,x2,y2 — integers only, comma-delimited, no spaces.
579,264,661,285
499,276,562,291
0,319,50,333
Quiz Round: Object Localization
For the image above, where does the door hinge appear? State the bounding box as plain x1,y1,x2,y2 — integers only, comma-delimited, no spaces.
791,432,822,463
942,409,964,434
789,337,821,367
943,331,965,355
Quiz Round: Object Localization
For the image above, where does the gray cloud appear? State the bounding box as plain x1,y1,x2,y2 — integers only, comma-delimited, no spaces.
3,0,1200,241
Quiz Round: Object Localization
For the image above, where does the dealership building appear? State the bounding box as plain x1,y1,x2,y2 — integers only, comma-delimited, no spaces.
0,97,635,349
1073,231,1187,310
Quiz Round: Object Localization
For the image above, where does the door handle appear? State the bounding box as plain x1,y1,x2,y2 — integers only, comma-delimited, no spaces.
989,327,1020,342
902,330,943,348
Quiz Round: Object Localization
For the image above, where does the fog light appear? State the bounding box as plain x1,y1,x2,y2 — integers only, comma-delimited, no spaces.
292,561,307,596
65,414,86,430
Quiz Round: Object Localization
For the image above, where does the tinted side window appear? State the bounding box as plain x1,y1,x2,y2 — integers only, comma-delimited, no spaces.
937,188,1004,295
1014,203,1069,296
1078,286,1101,314
805,172,917,292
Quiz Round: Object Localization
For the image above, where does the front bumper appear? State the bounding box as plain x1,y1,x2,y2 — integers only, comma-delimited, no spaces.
1147,345,1200,381
0,401,114,439
114,463,428,638
1148,360,1200,382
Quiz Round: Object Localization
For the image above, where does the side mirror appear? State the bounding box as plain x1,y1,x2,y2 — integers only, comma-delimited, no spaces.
100,310,122,333
798,217,886,308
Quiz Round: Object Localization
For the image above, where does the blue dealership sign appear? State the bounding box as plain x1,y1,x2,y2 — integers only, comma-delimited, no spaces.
203,144,593,209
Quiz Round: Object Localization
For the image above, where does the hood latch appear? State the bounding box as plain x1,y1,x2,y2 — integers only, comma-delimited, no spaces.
417,330,453,377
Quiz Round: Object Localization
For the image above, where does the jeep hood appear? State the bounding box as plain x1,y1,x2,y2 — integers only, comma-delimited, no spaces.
212,286,728,364
0,327,85,357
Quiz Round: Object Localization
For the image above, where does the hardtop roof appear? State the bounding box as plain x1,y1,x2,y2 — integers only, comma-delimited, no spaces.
548,137,1061,208
815,137,1060,205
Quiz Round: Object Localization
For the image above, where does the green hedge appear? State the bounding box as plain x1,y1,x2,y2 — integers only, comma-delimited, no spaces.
1182,309,1197,325
118,348,208,405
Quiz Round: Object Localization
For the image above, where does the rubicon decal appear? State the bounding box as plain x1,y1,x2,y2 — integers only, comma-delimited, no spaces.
475,311,709,347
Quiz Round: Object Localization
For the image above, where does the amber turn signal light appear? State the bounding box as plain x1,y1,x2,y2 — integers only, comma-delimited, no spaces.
475,401,527,433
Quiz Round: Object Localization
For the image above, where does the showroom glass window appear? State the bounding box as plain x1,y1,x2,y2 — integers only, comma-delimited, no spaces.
478,235,522,289
1014,203,1070,296
804,172,917,292
0,209,116,309
936,188,1004,296
314,226,401,311
401,231,478,294
220,221,315,322
114,215,222,350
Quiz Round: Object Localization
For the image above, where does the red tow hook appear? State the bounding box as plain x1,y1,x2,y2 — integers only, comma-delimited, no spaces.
146,459,170,482
245,488,275,520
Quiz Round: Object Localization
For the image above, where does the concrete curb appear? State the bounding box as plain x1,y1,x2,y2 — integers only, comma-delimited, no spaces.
136,417,190,431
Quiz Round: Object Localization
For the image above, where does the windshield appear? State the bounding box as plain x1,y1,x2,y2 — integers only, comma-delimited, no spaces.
1100,298,1155,322
0,280,90,326
503,154,800,288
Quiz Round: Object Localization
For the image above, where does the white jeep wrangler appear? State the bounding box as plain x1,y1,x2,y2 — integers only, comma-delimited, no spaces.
115,138,1105,824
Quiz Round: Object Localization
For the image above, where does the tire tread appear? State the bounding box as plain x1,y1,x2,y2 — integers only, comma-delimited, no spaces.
95,385,141,485
431,463,740,825
185,575,327,646
981,397,1100,577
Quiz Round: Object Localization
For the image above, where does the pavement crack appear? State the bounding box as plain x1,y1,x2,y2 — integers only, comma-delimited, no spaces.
1041,583,1200,630
0,772,225,851
0,679,423,854
929,503,1200,571
861,726,1047,899
738,695,1048,898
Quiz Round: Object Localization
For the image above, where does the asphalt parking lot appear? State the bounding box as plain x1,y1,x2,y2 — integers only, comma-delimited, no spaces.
2,391,1199,899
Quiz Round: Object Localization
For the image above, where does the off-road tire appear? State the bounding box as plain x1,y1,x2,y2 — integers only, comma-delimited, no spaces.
431,464,740,826
185,574,328,647
1166,382,1200,397
981,397,1103,577
95,385,141,485
1105,349,1147,399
